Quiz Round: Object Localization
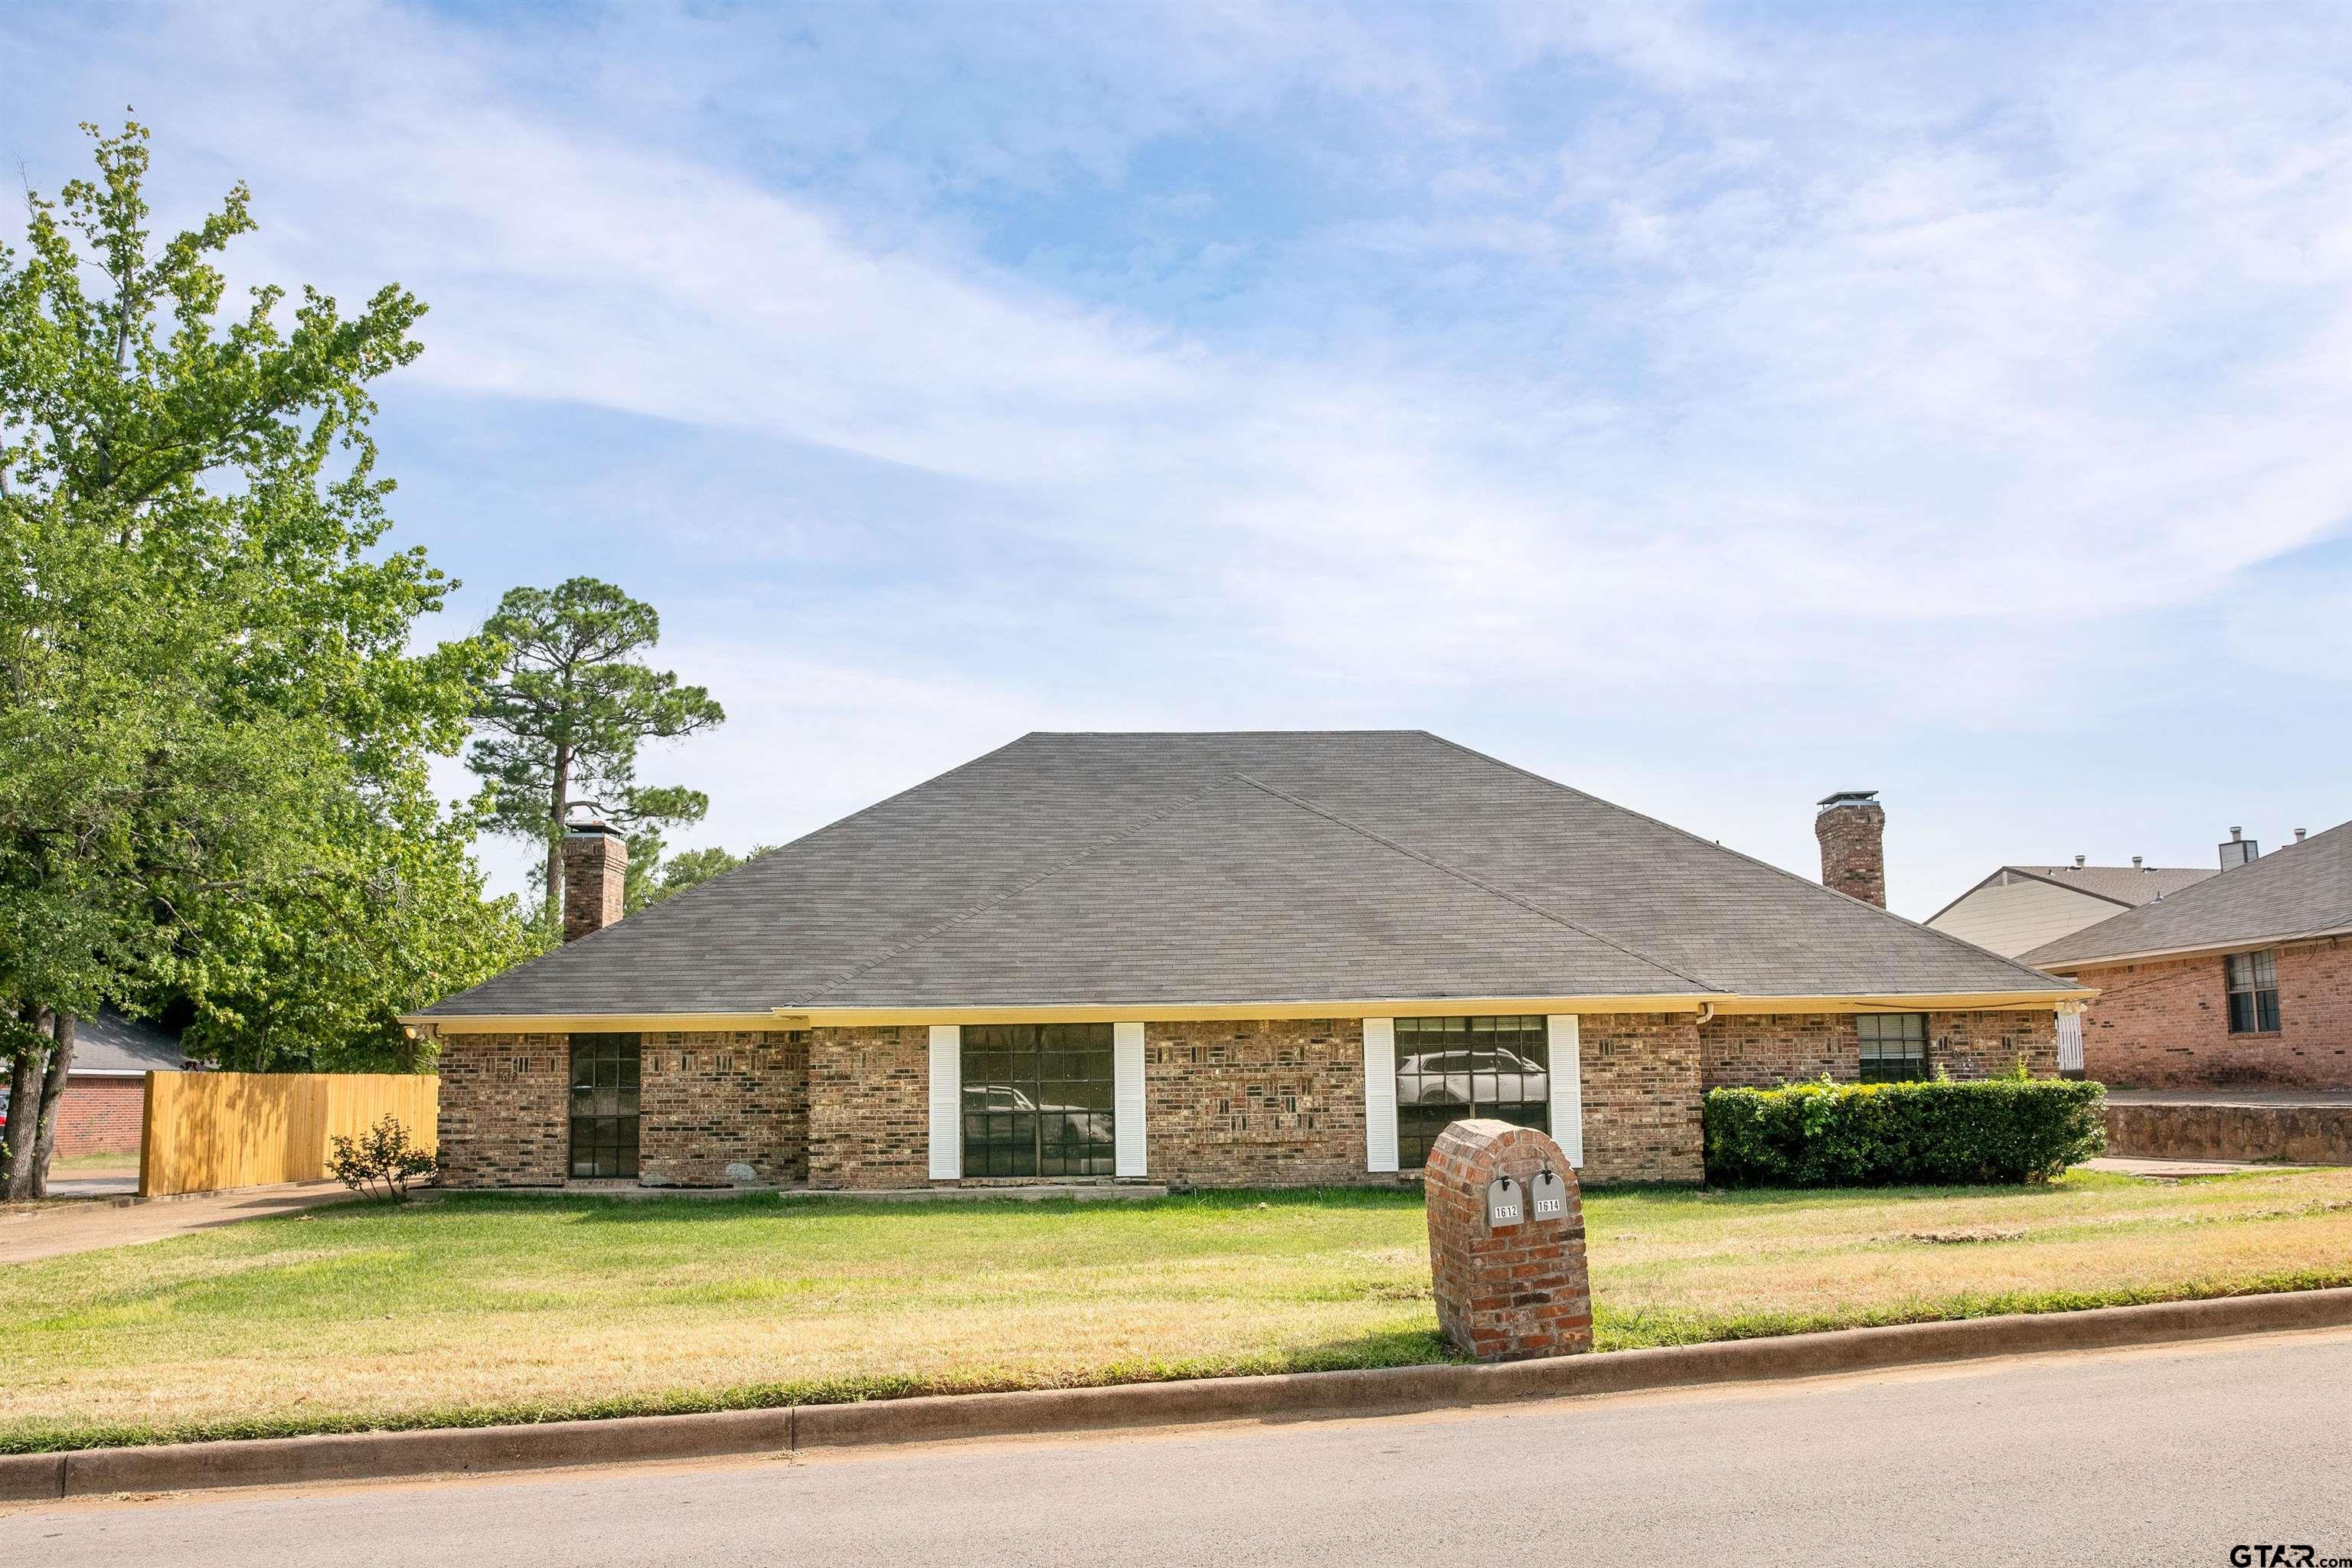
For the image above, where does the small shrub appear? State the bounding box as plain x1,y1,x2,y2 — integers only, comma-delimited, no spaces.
328,1114,439,1203
1704,1076,2105,1187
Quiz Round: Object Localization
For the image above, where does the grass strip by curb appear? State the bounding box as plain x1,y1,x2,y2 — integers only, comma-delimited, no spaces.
8,1269,2350,1457
7,1284,2351,1504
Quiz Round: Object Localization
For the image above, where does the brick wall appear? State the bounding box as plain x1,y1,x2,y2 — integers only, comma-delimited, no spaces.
1701,1013,1857,1088
807,1025,933,1189
1928,1009,2058,1079
1581,1014,1705,1181
435,1005,2062,1192
1700,1010,2056,1089
640,1031,809,1187
53,1075,145,1158
2073,937,2352,1088
436,1032,570,1187
1145,1018,1369,1187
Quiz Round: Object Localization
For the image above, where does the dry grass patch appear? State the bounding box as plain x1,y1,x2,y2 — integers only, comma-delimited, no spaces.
5,1167,2350,1452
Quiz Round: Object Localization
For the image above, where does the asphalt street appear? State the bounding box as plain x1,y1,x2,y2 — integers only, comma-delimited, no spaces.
13,1328,2352,1567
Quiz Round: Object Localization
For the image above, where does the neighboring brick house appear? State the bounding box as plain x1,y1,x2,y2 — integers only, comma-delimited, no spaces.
43,1010,190,1158
1926,859,2213,959
2024,822,2352,1089
410,733,2080,1191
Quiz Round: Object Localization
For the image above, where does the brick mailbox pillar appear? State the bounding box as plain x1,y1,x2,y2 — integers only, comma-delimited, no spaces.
1423,1118,1593,1363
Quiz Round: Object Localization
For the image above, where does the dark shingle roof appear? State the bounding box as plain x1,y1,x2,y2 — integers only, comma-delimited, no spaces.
423,731,2075,1018
73,1008,188,1074
2024,818,2352,968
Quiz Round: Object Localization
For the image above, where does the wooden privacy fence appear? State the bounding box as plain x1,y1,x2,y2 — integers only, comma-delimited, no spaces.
139,1073,439,1197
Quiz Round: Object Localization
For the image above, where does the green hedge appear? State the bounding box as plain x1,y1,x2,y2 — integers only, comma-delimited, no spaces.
1703,1076,2106,1187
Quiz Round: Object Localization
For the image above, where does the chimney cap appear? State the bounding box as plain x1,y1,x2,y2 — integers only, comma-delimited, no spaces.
2073,854,2086,868
1816,789,1880,808
2295,828,2308,842
2230,826,2244,841
2132,855,2144,870
563,800,624,837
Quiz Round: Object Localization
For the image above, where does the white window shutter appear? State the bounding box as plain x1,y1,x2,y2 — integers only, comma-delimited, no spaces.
1113,1021,1148,1178
927,1024,962,1180
1363,1018,1398,1173
1547,1014,1584,1170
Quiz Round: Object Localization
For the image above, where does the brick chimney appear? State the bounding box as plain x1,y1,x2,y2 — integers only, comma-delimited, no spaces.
1816,790,1886,907
561,807,628,942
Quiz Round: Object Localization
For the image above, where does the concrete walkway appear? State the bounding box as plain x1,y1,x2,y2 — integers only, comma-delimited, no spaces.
2078,1155,2298,1178
0,1181,353,1266
11,1328,2349,1565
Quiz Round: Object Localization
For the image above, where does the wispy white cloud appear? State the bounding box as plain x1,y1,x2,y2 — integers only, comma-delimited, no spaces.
11,0,2352,909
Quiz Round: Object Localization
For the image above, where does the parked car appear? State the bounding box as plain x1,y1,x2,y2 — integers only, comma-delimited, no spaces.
1396,1047,1547,1106
962,1082,1112,1146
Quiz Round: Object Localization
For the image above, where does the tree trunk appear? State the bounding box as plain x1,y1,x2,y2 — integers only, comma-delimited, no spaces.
27,1012,77,1199
544,744,571,936
3,1012,51,1200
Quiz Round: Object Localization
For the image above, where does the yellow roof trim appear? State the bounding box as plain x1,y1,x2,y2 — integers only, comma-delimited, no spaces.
403,989,2087,1035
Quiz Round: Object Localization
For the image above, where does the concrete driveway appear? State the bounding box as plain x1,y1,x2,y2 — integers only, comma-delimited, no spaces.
10,1328,2349,1565
0,1182,354,1266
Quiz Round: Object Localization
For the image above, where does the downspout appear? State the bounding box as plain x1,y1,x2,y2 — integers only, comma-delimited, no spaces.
1693,1002,1715,1025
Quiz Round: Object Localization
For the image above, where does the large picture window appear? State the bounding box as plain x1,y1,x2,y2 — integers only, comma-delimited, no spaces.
961,1024,1115,1178
1394,1015,1550,1170
1857,1013,1928,1083
2226,950,2282,1034
569,1033,641,1179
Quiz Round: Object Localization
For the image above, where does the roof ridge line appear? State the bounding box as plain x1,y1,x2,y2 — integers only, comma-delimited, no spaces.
1230,773,1723,994
1417,732,2079,991
785,773,1253,1007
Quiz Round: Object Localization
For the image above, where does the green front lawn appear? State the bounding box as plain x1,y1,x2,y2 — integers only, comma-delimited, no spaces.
8,1167,2351,1453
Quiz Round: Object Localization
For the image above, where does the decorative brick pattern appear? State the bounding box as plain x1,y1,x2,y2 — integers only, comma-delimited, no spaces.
1701,1013,1857,1088
1144,1018,1370,1187
1700,1010,2056,1090
53,1076,145,1158
435,1032,569,1187
1582,1013,1705,1181
807,1025,933,1188
640,1031,809,1187
1815,798,1887,907
1926,1009,2058,1080
1423,1119,1592,1362
2071,937,2352,1088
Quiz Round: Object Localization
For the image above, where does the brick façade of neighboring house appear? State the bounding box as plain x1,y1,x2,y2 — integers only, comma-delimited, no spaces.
2024,823,2352,1089
42,1010,191,1158
410,733,2079,1191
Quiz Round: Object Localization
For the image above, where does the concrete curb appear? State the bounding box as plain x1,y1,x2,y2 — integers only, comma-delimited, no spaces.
7,1285,2350,1504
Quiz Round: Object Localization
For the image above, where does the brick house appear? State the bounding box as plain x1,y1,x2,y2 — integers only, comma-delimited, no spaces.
2024,822,2352,1089
409,733,2080,1191
44,1010,190,1158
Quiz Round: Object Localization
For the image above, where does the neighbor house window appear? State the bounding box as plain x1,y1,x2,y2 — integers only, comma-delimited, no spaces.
1393,1015,1550,1170
569,1033,642,1179
2226,950,2282,1034
1857,1014,1928,1083
961,1023,1115,1178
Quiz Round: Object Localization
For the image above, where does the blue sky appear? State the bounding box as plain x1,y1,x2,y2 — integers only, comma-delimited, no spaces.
8,1,2350,918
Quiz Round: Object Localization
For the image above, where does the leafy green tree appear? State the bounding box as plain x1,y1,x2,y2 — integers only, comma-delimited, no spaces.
0,120,528,1192
466,578,725,933
622,831,773,914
